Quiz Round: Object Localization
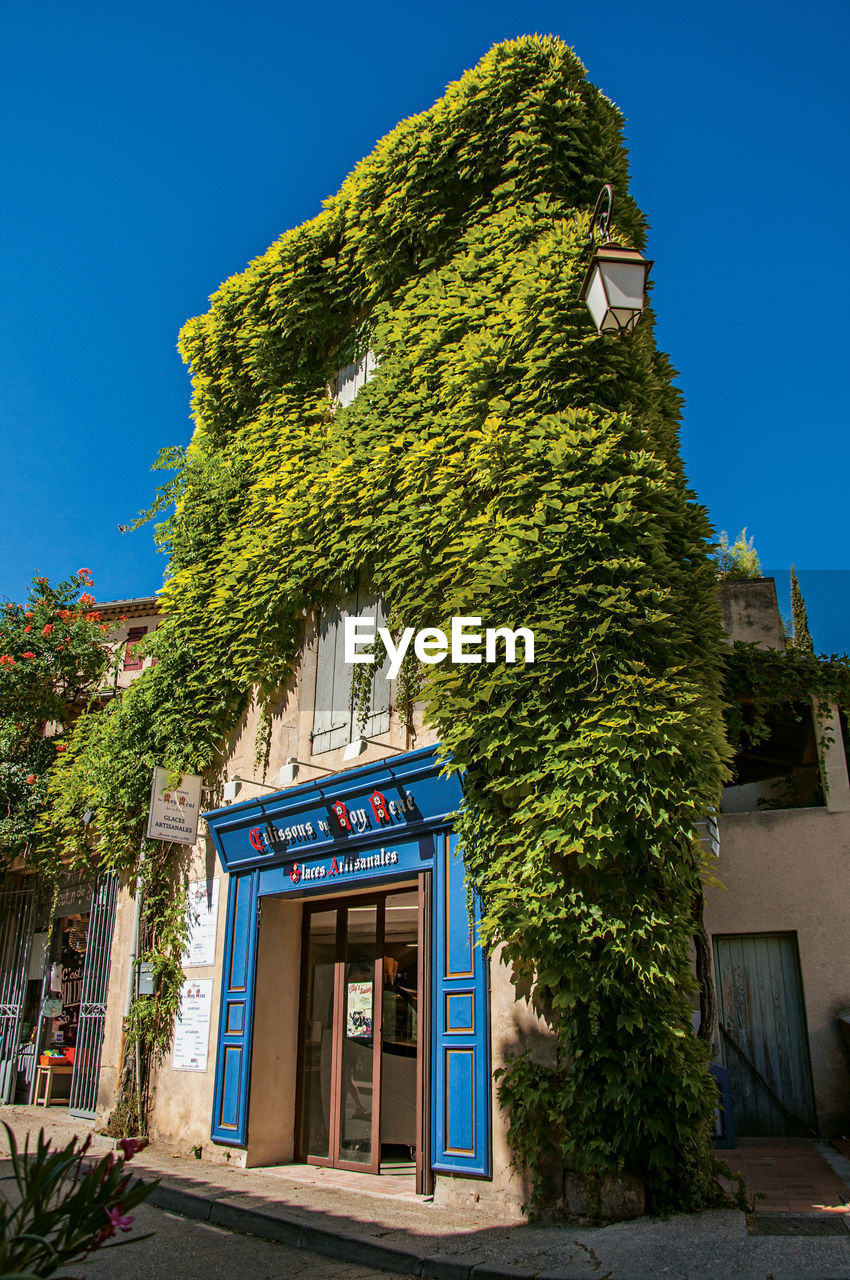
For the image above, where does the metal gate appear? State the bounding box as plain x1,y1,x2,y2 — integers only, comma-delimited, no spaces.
714,932,817,1137
0,879,38,1103
69,874,118,1118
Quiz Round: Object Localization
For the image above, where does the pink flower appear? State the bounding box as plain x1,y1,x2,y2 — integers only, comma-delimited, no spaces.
118,1137,141,1161
106,1204,135,1232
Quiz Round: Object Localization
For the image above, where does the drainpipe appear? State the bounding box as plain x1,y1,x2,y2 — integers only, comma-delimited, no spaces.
125,854,145,1018
119,853,145,1103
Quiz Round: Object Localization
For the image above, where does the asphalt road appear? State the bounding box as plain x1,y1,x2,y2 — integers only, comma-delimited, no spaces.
59,1203,406,1280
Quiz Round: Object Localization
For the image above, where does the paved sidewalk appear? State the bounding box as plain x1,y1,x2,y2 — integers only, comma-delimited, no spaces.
1,1107,848,1279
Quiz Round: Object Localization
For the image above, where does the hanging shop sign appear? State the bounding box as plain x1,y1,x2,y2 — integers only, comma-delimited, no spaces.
203,745,461,877
147,767,203,846
172,978,213,1071
41,995,63,1019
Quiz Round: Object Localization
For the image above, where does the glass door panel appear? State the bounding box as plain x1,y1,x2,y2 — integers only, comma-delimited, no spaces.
380,891,419,1168
338,902,380,1168
297,887,423,1177
299,909,338,1161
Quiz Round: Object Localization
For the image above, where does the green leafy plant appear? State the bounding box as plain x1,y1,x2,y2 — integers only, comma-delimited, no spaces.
0,570,119,868
714,529,761,579
0,1125,156,1278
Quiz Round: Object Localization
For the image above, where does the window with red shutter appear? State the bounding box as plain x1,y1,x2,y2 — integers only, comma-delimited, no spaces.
123,626,147,672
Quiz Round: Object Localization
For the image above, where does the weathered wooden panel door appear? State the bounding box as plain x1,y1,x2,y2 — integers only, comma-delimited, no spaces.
714,932,817,1137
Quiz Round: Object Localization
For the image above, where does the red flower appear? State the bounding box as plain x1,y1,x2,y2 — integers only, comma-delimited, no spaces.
77,567,92,576
26,775,36,784
55,743,67,752
79,593,95,607
22,651,36,659
23,625,32,633
118,1137,142,1161
42,623,53,637
105,1204,135,1232
85,611,101,622
0,655,14,667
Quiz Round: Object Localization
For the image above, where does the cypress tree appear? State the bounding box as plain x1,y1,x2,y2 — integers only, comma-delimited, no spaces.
790,566,814,653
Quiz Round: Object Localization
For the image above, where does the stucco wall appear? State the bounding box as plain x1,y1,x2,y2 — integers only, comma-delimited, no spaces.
716,578,785,650
706,806,850,1134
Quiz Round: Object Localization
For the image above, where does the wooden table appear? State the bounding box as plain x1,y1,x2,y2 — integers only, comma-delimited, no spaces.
34,1063,72,1106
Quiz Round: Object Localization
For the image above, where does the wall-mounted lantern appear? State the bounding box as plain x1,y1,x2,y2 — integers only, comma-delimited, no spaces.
579,184,652,336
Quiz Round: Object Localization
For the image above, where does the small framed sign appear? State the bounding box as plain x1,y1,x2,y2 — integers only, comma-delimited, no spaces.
146,767,203,846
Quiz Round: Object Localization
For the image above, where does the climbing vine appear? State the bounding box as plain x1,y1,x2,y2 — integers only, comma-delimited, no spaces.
40,37,745,1205
722,641,850,752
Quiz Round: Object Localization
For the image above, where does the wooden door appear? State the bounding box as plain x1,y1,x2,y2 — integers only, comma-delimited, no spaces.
714,932,817,1137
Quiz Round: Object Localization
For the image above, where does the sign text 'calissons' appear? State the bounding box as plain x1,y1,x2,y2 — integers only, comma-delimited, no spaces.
248,788,416,855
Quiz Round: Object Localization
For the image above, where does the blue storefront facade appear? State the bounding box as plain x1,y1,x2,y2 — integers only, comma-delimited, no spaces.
202,746,491,1188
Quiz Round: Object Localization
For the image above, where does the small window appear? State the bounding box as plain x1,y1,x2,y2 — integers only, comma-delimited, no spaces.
722,701,823,812
123,626,147,672
312,592,390,754
336,350,377,408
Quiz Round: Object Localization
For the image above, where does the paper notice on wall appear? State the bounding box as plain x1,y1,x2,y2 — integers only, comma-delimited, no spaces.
182,879,220,968
173,978,213,1072
346,981,373,1040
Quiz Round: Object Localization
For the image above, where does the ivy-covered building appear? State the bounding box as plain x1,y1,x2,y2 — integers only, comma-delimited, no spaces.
5,36,849,1222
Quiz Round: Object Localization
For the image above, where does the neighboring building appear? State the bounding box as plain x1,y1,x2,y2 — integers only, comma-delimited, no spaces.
708,579,850,1141
97,597,160,693
0,597,160,1115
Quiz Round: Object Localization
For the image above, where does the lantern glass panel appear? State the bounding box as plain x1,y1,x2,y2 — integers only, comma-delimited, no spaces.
598,260,648,313
584,267,610,332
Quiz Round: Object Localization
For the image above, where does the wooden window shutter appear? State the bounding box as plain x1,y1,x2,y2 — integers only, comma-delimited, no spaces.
123,626,147,672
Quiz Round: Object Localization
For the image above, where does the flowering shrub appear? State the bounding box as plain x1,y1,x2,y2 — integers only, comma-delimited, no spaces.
0,571,119,866
0,1123,156,1277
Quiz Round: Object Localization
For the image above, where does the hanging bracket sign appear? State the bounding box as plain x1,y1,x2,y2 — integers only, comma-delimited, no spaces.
146,767,203,845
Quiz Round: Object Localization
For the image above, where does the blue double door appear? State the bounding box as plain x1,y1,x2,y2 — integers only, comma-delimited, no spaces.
213,835,491,1187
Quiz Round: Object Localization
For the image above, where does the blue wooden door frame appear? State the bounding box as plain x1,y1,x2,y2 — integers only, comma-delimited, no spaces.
206,749,492,1177
431,833,491,1178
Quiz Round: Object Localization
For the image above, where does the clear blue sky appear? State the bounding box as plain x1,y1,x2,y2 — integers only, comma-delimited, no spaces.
2,2,848,624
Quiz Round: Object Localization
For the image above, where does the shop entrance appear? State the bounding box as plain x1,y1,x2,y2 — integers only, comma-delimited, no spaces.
296,885,427,1180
